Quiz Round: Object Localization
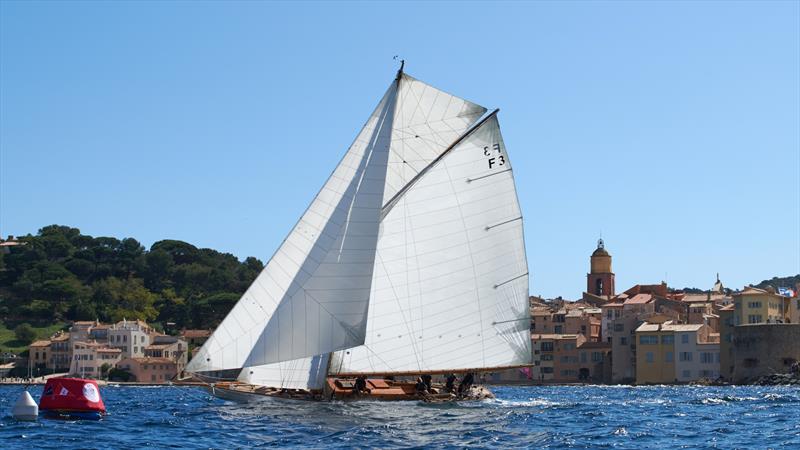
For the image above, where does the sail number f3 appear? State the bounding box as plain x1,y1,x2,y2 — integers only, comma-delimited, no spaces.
483,143,504,169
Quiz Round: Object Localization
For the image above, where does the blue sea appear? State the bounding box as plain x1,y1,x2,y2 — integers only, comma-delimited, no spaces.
1,384,798,449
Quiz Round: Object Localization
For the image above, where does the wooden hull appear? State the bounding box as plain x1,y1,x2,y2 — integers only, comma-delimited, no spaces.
208,378,494,403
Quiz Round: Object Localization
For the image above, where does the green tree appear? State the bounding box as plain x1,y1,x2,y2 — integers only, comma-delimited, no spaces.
93,277,157,322
14,323,36,344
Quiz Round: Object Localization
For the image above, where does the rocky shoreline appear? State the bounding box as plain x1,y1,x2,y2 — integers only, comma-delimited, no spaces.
747,372,800,386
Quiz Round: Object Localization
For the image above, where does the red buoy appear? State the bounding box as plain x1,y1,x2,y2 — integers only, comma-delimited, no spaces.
38,378,106,420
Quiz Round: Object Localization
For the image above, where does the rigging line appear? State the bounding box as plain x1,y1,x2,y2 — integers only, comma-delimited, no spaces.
380,108,500,219
485,216,523,231
467,168,512,183
494,272,529,289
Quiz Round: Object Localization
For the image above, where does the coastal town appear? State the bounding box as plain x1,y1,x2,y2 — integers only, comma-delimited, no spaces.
3,236,797,387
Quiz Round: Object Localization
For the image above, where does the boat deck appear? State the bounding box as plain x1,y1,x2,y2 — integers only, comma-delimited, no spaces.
209,378,493,402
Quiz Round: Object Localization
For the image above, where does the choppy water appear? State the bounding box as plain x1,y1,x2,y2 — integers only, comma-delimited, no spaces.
1,384,799,448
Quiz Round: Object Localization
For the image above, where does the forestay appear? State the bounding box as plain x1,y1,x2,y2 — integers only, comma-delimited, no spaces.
330,114,531,375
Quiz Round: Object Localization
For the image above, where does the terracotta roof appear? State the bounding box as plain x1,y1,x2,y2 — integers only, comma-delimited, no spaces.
180,329,212,338
51,333,69,341
624,293,653,305
602,302,625,308
145,344,171,350
29,340,51,347
719,304,735,311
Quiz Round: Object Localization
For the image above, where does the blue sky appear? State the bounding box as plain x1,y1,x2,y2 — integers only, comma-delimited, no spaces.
1,1,798,299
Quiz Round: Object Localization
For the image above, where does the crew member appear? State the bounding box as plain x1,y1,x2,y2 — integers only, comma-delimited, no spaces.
444,373,457,393
353,376,368,394
457,372,475,395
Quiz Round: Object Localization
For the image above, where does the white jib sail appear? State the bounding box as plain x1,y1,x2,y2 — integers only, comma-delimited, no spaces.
238,354,330,390
330,114,531,375
187,81,398,374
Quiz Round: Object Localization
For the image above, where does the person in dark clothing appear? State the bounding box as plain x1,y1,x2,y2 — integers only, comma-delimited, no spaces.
457,372,475,395
444,373,457,393
415,376,428,395
353,376,368,394
421,374,432,392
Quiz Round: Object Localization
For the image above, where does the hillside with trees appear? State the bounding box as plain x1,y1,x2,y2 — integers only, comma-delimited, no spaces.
753,275,800,290
0,225,263,331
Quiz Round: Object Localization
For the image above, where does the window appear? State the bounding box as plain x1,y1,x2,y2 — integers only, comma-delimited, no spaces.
554,326,563,334
681,334,689,344
661,335,674,345
748,315,763,324
639,335,658,345
614,324,624,332
541,342,554,352
620,337,628,345
646,352,654,363
748,301,762,308
134,347,138,354
679,352,693,362
580,352,587,363
123,335,127,342
564,343,574,350
541,354,553,361
542,367,554,374
700,352,715,364
592,352,603,362
665,352,673,363
151,374,156,381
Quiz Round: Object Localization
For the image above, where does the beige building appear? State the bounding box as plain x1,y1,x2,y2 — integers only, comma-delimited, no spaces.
29,340,51,371
70,341,122,378
108,320,155,358
635,321,720,384
733,287,791,325
118,357,179,383
50,332,71,371
144,335,188,371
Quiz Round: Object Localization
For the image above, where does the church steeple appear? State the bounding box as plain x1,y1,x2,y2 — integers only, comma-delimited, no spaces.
587,239,615,296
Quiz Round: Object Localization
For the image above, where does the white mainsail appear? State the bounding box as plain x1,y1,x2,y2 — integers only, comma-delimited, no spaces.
188,69,528,388
330,113,531,375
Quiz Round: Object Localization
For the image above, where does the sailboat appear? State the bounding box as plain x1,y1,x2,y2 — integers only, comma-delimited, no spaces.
186,63,531,402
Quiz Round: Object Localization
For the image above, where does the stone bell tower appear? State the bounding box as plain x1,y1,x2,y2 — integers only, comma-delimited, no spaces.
587,239,615,297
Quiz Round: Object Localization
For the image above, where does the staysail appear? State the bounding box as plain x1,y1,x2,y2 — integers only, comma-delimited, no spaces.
329,113,531,375
187,70,490,379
